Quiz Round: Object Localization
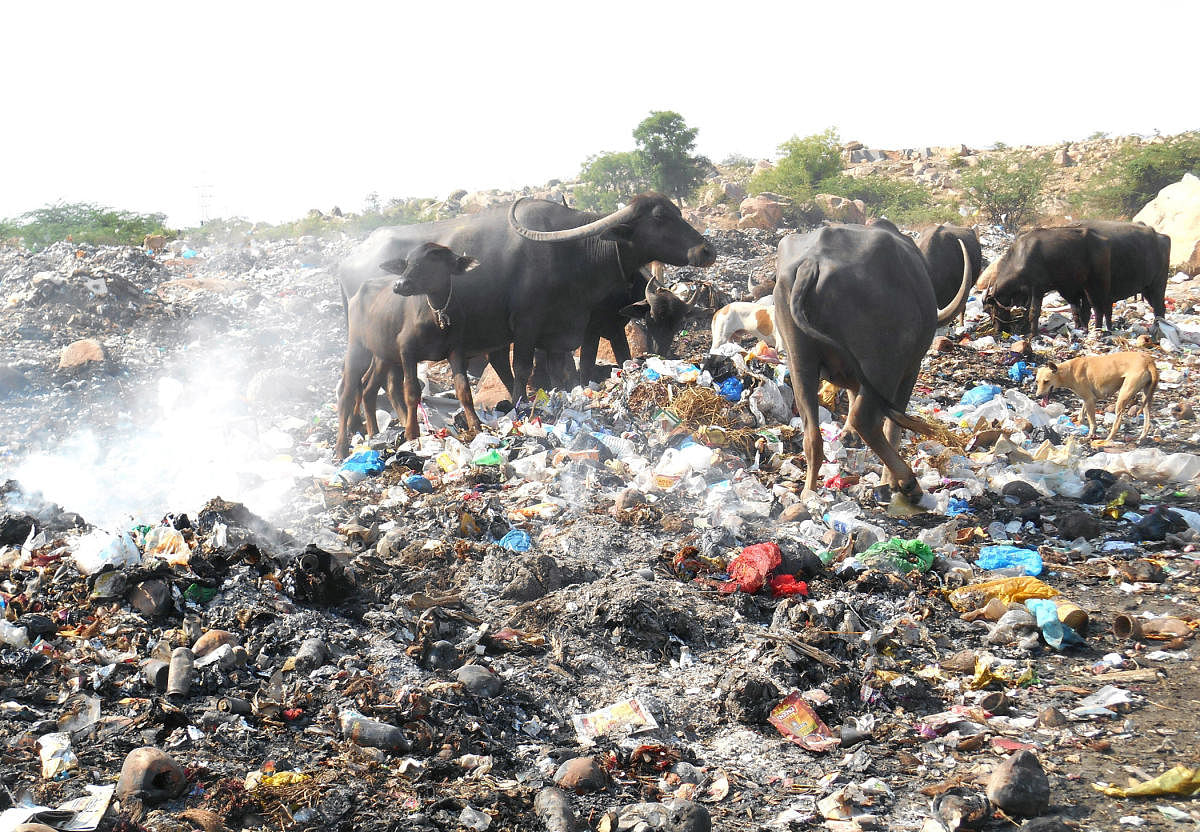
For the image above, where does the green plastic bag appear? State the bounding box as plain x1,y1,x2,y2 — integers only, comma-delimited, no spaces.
860,537,935,574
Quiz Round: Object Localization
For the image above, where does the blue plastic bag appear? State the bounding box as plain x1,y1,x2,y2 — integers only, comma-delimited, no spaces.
182,248,198,259
959,384,1002,407
718,377,744,402
946,497,971,517
977,544,1042,576
404,474,433,493
340,450,384,476
1007,362,1032,383
1025,598,1083,649
499,529,531,552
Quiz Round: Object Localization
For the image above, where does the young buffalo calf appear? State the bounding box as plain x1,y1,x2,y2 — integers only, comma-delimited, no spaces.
335,243,479,457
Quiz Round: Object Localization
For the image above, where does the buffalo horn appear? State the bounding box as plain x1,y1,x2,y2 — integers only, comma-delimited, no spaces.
508,198,639,243
935,240,972,325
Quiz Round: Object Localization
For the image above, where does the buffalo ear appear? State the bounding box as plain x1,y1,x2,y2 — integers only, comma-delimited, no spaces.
455,255,479,273
619,301,651,319
379,257,407,275
601,224,636,244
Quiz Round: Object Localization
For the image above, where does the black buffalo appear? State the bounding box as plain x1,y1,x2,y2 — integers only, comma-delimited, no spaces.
916,224,984,318
774,223,969,498
1069,220,1170,328
338,194,715,404
984,226,1111,333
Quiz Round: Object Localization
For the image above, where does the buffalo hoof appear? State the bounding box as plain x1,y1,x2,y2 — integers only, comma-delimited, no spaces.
897,478,922,499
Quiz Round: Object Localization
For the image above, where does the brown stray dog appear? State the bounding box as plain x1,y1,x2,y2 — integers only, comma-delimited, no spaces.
1034,351,1159,443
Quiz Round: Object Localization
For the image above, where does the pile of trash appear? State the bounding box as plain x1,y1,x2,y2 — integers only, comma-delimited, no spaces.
1,229,1200,831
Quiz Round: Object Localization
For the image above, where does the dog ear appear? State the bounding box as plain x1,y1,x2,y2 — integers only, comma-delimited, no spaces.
1045,361,1057,373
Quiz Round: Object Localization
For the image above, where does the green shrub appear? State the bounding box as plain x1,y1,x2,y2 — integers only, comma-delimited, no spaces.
1088,132,1200,217
819,173,957,226
748,128,842,202
0,202,171,251
574,151,648,213
959,152,1050,229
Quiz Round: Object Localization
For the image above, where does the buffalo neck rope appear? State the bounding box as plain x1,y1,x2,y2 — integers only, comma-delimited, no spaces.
427,280,453,330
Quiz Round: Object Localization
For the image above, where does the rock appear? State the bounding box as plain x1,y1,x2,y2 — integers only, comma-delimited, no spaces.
1054,511,1100,540
533,787,581,832
455,664,503,698
1036,707,1068,727
1019,818,1073,832
932,335,955,353
127,579,172,618
613,488,646,513
986,750,1050,817
666,798,711,832
1001,481,1040,504
813,193,867,224
1052,148,1073,166
1133,172,1200,271
0,365,30,397
738,195,785,230
778,502,810,523
1171,400,1195,420
1182,238,1200,276
473,362,512,410
192,629,239,657
554,756,606,792
1106,478,1140,508
58,338,105,370
1010,340,1032,357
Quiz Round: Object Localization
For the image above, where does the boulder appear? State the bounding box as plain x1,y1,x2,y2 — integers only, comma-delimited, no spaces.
58,338,105,370
1052,148,1073,166
813,194,866,224
1133,172,1200,271
738,195,785,230
554,756,607,792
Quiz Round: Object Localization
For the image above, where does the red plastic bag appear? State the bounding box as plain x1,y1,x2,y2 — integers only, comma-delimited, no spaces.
769,574,809,597
721,542,782,594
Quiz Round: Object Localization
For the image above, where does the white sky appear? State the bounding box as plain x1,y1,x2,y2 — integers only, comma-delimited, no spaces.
2,0,1195,229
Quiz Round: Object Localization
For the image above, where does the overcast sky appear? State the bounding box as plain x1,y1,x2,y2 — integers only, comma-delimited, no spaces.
2,0,1194,229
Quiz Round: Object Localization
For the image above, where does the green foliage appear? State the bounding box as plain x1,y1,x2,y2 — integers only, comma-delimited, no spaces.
0,201,171,251
820,173,957,226
632,111,708,202
720,152,755,168
959,153,1050,229
1088,130,1109,140
574,151,649,213
187,198,431,244
748,129,842,202
1087,132,1200,217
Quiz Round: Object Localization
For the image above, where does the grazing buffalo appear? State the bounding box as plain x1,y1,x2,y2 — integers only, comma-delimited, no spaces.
338,194,715,404
335,243,480,456
916,224,984,320
773,223,969,497
1069,220,1170,328
984,226,1111,334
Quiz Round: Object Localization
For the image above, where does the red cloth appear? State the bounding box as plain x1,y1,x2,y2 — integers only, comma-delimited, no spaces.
721,542,782,594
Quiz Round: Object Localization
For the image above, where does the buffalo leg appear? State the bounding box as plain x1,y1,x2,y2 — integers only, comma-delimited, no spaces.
775,326,822,495
448,348,483,433
849,392,920,497
510,338,535,405
546,351,574,389
1028,294,1043,337
577,320,605,388
401,352,423,442
335,340,373,460
370,362,407,428
361,358,386,437
487,349,515,393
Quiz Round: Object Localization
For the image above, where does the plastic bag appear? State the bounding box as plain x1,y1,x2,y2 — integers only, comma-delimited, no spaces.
860,537,935,573
976,545,1043,576
1025,598,1083,649
959,384,1002,407
499,529,531,552
341,450,385,476
72,530,141,575
718,376,744,402
722,543,782,594
1095,766,1200,798
947,576,1059,611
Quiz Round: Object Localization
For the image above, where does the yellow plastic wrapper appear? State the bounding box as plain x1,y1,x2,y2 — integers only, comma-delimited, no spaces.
245,770,311,790
968,657,1036,690
1095,765,1200,798
948,576,1059,611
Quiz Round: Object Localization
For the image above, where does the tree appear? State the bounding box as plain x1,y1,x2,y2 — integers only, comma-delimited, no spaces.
574,151,648,213
959,153,1050,230
632,111,707,203
747,129,842,201
1089,132,1200,217
0,202,170,251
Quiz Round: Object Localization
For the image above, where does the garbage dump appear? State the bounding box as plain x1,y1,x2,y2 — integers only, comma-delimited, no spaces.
1,227,1199,831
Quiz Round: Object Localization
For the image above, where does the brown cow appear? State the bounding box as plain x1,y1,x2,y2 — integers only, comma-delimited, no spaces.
144,234,166,254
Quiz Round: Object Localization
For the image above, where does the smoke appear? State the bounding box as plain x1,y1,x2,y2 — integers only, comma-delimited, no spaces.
11,339,330,532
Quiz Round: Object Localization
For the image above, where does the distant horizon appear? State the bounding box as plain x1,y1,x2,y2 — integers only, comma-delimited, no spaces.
2,127,1188,232
3,1,1195,229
